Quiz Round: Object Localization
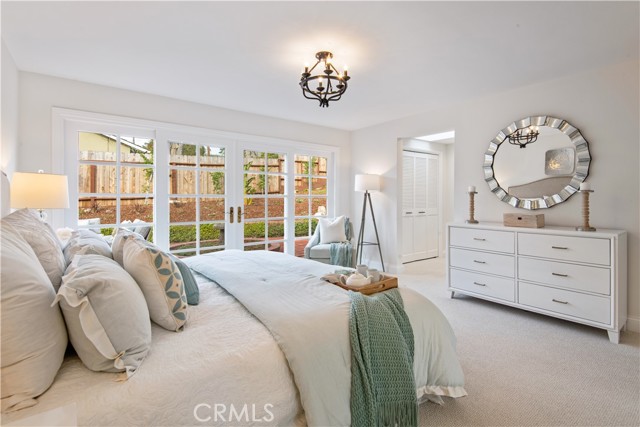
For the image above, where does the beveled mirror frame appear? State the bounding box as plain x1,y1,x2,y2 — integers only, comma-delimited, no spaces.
484,115,591,210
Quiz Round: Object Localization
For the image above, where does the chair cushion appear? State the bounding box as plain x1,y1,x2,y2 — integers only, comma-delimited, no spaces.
309,243,332,260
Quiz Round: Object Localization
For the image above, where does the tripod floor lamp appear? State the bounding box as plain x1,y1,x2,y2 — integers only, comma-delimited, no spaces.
354,174,385,272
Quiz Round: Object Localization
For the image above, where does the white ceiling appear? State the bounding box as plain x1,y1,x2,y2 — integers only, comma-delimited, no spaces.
2,1,638,131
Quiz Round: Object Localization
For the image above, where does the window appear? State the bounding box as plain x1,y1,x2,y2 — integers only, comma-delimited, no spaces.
293,154,328,256
77,132,154,236
168,141,227,257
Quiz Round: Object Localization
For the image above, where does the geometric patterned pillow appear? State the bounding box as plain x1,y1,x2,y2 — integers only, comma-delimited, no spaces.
122,239,188,331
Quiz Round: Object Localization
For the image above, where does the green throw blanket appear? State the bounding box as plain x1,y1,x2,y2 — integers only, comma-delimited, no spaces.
330,242,353,267
349,289,417,427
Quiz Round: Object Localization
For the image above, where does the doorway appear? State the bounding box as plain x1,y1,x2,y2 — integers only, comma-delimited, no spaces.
398,132,454,265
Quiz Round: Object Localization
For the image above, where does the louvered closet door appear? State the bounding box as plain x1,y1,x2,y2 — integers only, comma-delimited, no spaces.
402,154,415,258
402,151,439,263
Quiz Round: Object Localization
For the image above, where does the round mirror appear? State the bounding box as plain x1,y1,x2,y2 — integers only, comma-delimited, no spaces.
484,116,591,209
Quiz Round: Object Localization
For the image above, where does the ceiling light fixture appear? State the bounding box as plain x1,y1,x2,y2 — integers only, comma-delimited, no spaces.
508,125,539,148
300,51,350,108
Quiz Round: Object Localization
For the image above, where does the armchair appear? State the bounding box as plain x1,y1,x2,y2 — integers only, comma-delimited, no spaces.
304,216,354,267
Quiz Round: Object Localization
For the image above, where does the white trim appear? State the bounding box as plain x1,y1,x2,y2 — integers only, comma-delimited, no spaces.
626,315,640,333
52,108,339,253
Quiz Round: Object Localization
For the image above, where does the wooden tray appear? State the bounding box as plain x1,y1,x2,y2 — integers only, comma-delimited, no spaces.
334,274,398,295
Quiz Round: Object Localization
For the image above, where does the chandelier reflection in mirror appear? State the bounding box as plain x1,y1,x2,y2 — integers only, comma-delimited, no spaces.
508,125,539,148
300,51,350,108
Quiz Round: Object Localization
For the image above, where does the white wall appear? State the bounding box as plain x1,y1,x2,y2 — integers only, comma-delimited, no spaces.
351,60,640,328
17,72,352,216
1,40,19,178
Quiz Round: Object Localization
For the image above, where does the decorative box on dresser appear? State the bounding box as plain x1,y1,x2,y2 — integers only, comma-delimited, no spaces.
446,222,627,343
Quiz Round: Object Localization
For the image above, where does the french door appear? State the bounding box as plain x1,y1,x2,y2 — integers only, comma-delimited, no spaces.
57,109,336,250
160,133,333,257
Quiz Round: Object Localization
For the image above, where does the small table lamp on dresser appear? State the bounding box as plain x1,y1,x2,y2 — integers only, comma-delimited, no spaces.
10,170,70,222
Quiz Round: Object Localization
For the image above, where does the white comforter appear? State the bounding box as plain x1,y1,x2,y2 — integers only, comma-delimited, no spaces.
187,250,467,426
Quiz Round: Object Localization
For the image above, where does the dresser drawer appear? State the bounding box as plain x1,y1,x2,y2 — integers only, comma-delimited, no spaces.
518,282,611,325
518,257,610,295
450,248,515,278
450,227,514,254
450,268,515,302
518,233,610,266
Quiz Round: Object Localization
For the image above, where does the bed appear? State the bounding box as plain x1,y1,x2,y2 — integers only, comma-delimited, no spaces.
1,172,465,426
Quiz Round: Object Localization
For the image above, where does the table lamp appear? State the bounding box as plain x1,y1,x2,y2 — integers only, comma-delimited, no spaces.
10,170,70,221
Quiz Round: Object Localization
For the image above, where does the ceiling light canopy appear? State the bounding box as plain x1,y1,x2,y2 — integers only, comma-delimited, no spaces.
300,51,350,108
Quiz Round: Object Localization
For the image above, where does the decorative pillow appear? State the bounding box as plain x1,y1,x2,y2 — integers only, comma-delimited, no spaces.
133,218,152,240
111,227,143,266
0,222,68,412
319,215,347,244
63,229,112,265
123,239,188,331
54,254,151,377
169,254,200,305
3,208,66,290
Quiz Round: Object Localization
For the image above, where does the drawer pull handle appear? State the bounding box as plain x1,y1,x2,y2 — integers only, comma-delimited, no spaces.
473,238,486,241
552,246,568,250
473,260,486,264
418,211,426,214
552,299,569,304
473,281,487,287
552,273,568,277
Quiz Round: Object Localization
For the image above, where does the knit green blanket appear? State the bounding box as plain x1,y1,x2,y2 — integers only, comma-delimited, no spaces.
330,242,353,267
349,289,417,427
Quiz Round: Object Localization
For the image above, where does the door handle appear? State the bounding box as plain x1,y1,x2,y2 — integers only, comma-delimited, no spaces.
237,206,243,223
229,207,234,223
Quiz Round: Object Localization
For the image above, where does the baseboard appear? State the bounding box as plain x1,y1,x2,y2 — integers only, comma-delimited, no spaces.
626,315,640,333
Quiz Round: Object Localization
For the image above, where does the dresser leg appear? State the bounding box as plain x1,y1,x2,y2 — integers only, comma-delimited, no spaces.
450,291,455,299
607,330,620,344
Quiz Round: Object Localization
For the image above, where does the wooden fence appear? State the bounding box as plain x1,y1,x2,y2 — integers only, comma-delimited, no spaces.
79,152,327,207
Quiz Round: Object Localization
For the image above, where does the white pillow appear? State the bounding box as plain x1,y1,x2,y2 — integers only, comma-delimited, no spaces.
63,229,112,265
54,254,152,377
319,216,347,244
123,239,188,331
111,227,143,266
0,222,68,412
3,208,66,290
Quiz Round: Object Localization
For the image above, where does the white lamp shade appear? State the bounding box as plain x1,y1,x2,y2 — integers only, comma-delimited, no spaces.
354,174,381,192
10,172,70,209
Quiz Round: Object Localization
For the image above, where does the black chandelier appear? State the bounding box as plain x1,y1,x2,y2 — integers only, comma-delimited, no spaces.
508,125,539,148
300,51,350,108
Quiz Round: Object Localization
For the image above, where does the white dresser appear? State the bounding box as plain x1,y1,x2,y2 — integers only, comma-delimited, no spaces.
447,222,627,343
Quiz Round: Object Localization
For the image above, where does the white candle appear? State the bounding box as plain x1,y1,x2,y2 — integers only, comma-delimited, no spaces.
468,185,476,193
579,182,591,191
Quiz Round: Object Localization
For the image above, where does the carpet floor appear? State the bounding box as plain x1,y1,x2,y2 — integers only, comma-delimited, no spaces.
400,258,640,427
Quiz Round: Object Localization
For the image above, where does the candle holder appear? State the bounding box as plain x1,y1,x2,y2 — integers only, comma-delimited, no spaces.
575,190,596,232
466,191,479,224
